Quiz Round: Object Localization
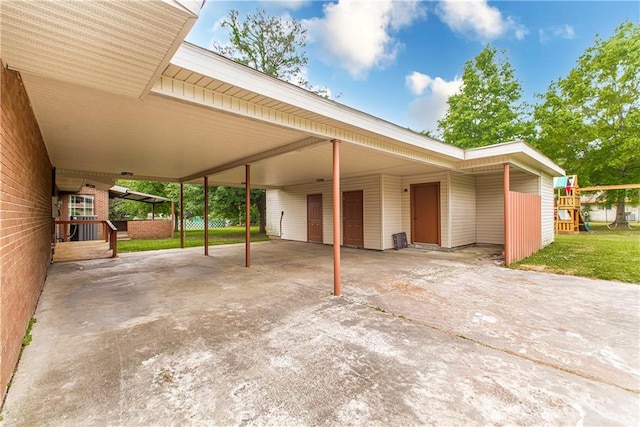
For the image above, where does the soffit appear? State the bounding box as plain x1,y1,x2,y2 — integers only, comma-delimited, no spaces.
0,0,199,98
22,72,308,184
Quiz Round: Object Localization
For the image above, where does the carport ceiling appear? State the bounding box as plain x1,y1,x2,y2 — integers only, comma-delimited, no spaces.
21,71,445,191
23,66,450,191
22,73,310,185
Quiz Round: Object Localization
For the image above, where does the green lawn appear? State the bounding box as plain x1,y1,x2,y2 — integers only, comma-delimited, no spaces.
117,226,269,253
512,223,640,283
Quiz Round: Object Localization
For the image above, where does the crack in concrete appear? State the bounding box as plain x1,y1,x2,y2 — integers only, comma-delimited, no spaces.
345,297,640,395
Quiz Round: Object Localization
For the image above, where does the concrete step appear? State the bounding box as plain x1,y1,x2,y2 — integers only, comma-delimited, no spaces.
117,231,131,241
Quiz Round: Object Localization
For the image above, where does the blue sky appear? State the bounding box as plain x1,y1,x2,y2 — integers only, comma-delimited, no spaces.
186,0,639,135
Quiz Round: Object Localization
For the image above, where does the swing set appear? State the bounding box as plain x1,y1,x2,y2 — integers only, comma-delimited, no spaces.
553,177,640,234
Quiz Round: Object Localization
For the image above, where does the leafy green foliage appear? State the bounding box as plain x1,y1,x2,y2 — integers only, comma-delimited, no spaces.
533,21,640,224
213,10,308,82
108,180,268,233
212,9,330,97
438,45,532,148
178,184,217,219
211,187,266,231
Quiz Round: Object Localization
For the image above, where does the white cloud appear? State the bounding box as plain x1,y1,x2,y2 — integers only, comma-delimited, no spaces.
406,71,433,95
539,24,576,44
304,0,427,79
436,0,528,41
406,72,463,133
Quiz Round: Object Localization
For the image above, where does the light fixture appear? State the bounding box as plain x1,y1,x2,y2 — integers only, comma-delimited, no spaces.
121,171,134,177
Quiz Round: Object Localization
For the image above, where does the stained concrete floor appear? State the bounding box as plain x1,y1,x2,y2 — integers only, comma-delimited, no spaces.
2,240,639,426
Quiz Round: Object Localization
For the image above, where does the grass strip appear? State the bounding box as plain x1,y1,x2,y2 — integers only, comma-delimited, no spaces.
117,226,269,253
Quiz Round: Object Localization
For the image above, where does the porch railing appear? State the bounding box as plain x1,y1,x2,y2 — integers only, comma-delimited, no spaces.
55,220,118,258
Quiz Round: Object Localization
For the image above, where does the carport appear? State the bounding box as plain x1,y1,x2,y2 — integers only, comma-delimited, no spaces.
1,1,563,298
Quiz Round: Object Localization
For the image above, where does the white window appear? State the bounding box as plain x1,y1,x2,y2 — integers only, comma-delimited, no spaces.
69,195,94,216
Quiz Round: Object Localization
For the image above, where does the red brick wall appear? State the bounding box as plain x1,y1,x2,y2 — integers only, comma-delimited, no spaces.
127,219,173,239
0,63,53,400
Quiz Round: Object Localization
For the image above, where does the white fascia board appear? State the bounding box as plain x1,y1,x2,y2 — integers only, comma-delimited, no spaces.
161,0,205,16
465,141,565,176
170,43,465,161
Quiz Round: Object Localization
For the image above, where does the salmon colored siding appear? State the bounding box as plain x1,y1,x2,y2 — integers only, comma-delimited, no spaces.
505,191,542,265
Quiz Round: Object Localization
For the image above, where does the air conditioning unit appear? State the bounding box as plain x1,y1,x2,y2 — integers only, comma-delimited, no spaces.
70,215,98,241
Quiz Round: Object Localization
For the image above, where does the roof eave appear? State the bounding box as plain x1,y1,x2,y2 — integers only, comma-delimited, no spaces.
170,42,465,161
464,140,565,176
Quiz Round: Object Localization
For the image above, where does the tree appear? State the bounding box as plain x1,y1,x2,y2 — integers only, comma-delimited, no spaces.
213,9,309,88
533,21,640,226
438,45,532,148
212,187,261,227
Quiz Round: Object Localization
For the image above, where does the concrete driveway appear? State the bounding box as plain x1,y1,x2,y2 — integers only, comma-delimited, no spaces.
2,241,639,425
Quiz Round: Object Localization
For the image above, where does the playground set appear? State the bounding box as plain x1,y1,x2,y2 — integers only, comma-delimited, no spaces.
554,176,640,233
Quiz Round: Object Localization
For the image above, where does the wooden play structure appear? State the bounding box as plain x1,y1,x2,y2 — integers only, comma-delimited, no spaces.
554,175,580,233
554,176,640,233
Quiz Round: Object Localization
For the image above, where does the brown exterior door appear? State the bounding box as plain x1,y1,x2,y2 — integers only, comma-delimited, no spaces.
343,190,364,248
411,183,440,245
307,194,323,243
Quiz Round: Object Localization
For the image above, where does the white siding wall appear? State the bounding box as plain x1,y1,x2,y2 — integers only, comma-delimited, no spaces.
381,175,403,250
266,175,383,250
541,173,555,246
266,167,553,251
401,172,449,247
476,173,504,245
266,188,311,240
511,170,539,194
449,173,477,247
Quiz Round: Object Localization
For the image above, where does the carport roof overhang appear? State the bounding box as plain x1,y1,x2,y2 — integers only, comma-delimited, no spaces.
1,2,563,191
109,185,171,204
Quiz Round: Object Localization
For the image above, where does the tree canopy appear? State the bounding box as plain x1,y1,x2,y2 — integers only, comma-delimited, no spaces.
533,21,640,224
438,45,531,148
213,9,308,84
